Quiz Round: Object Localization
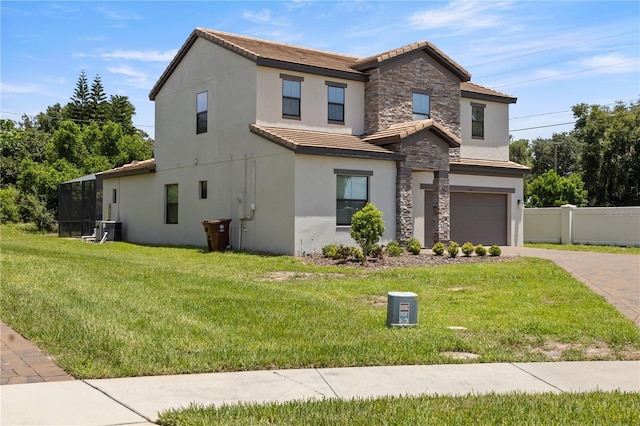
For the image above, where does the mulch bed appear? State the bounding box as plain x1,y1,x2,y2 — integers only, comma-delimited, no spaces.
301,251,512,270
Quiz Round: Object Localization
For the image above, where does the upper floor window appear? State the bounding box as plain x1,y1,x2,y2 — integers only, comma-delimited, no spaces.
472,103,485,139
281,74,303,118
412,92,430,120
196,91,208,134
335,169,372,226
327,82,346,123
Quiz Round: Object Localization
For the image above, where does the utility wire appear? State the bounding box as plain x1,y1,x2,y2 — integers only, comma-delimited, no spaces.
492,59,639,88
0,110,155,128
474,44,638,79
468,30,638,67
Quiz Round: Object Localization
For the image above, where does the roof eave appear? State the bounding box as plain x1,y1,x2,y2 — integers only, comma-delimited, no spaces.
461,90,517,104
256,58,368,82
450,162,530,177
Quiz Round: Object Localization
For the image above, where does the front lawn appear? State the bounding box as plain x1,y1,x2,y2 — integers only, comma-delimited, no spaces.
2,225,639,379
159,391,640,426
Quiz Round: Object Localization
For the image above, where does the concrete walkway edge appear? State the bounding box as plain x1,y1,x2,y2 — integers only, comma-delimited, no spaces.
1,361,639,425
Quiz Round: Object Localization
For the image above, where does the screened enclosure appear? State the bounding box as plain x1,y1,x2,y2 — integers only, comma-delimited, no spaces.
58,174,103,237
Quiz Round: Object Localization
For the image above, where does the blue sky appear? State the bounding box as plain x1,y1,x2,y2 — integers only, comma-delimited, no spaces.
2,1,638,141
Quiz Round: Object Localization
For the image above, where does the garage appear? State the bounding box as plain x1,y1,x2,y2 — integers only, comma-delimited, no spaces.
423,189,510,246
451,192,507,245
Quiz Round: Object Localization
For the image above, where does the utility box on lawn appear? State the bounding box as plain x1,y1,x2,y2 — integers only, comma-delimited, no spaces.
386,292,418,327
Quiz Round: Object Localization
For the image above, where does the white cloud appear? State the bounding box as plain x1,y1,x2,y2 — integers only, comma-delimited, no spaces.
106,65,147,78
97,7,142,21
409,0,513,33
101,49,178,62
242,8,289,26
0,83,39,93
577,54,639,74
243,9,273,24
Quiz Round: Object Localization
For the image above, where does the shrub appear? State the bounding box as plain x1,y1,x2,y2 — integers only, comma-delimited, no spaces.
386,240,404,257
350,203,385,258
19,193,56,232
475,244,487,256
351,247,365,263
461,242,474,257
370,244,385,260
337,245,354,260
447,241,460,258
406,237,422,255
322,244,340,258
0,186,21,223
489,245,502,256
432,241,445,256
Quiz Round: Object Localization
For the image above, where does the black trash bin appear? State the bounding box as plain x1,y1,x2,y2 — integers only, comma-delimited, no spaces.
202,219,231,251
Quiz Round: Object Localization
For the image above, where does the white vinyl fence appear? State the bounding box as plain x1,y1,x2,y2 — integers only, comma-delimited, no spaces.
524,205,640,247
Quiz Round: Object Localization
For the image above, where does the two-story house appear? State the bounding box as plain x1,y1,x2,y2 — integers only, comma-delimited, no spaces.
99,28,529,254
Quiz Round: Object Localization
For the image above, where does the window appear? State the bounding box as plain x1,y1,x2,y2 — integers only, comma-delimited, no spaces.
112,188,117,204
336,172,370,226
412,92,430,120
196,91,207,134
327,83,346,123
281,75,302,118
199,181,207,199
472,103,485,138
166,184,178,224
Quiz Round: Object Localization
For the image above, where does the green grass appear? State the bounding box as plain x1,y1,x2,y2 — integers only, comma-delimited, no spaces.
158,391,640,425
525,243,640,255
2,225,639,379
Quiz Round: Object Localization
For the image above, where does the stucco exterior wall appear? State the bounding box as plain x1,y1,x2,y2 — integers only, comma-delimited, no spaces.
153,38,259,171
459,97,510,161
293,154,397,255
255,67,365,135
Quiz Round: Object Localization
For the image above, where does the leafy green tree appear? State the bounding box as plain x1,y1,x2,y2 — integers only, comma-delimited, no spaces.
350,203,385,258
114,133,154,166
0,185,21,223
531,133,581,178
0,119,48,186
573,101,640,206
36,103,66,133
51,120,88,167
18,158,81,212
509,138,532,167
527,170,587,207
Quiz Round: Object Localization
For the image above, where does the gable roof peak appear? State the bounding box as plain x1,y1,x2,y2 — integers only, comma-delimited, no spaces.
353,40,471,82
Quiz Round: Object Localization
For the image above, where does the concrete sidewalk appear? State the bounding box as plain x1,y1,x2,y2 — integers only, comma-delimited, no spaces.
1,361,639,425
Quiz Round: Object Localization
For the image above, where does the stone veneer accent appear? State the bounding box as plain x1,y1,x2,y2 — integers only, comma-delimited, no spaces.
364,51,461,137
363,51,461,244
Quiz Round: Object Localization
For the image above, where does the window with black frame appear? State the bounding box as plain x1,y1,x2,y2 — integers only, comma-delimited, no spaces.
336,174,369,225
196,91,208,134
166,183,178,224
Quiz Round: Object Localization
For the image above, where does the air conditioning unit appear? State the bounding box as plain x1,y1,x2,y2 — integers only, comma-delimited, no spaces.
96,221,123,242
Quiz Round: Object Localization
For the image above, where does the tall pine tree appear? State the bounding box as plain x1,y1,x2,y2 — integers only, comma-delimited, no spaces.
89,75,108,123
68,70,89,124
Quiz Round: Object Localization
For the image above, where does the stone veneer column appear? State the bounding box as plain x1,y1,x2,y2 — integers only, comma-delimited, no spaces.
433,170,450,244
396,164,413,244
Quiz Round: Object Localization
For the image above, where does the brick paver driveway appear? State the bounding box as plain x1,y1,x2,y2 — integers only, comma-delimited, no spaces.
502,247,640,327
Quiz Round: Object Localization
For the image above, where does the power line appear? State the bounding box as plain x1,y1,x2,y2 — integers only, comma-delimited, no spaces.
474,44,638,79
492,59,639,88
510,99,638,121
468,30,638,68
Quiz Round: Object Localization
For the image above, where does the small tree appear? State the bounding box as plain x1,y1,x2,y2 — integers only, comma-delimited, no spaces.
350,203,385,258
